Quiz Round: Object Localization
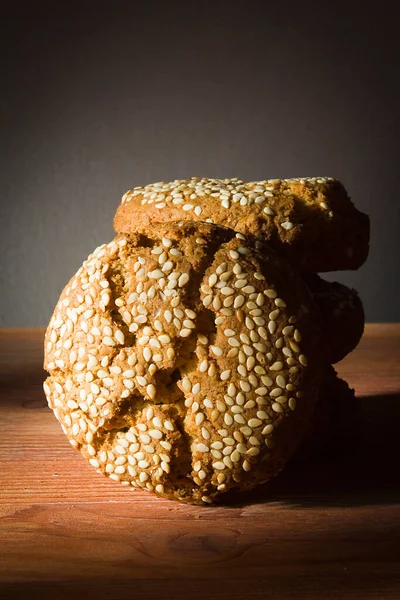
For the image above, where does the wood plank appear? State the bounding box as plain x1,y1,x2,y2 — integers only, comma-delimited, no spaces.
1,325,400,599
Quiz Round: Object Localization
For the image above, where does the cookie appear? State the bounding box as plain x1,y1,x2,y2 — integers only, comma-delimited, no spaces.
114,177,370,272
294,365,358,462
305,275,365,364
44,221,324,504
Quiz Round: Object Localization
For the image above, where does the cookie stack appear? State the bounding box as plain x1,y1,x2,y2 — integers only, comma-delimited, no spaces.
44,177,369,504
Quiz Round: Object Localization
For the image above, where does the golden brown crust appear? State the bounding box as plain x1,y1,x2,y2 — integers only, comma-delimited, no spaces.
114,177,370,273
44,222,325,504
305,275,365,364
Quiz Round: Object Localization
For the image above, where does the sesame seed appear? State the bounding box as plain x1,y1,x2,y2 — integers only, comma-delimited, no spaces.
270,361,283,371
183,319,195,329
237,365,247,377
256,411,269,420
288,398,297,410
224,328,236,337
256,326,267,340
247,447,260,457
234,295,245,308
299,354,308,366
282,326,294,336
221,287,234,296
148,429,162,440
294,329,302,342
192,383,201,394
102,336,115,346
263,206,274,216
248,418,262,428
143,347,152,362
256,387,268,396
272,403,284,413
201,427,210,440
231,450,241,462
275,298,286,307
224,414,234,426
195,412,205,426
178,273,189,287
290,340,300,352
199,359,208,372
281,221,294,230
211,345,223,356
275,395,287,404
213,462,226,470
149,269,164,279
244,317,254,331
242,286,255,294
146,384,156,399
262,424,274,435
276,375,286,388
256,293,265,307
197,443,209,453
221,370,231,381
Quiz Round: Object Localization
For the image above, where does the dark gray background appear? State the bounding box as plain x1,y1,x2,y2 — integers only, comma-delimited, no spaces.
1,1,399,326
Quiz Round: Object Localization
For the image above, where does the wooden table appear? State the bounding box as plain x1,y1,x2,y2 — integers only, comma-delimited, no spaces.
1,325,399,599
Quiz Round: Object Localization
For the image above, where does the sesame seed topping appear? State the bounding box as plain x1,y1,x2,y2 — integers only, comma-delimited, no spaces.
197,443,209,453
178,273,189,287
281,221,294,230
211,345,223,357
248,418,262,428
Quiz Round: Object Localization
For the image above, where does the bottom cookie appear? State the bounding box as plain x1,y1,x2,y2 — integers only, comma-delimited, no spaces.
294,365,359,462
305,275,365,365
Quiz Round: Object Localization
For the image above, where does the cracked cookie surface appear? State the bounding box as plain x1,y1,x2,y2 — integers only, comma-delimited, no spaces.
44,221,325,504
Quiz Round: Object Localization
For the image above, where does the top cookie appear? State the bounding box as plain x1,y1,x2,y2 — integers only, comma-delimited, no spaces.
114,177,370,273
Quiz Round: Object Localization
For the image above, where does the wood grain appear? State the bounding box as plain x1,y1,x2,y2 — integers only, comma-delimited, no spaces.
1,325,400,599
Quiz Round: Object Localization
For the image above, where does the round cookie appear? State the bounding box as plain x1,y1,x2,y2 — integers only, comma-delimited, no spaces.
44,222,325,504
305,274,365,364
114,177,370,273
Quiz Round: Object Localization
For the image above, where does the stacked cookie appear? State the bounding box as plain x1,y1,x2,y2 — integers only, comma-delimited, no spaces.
44,177,369,504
